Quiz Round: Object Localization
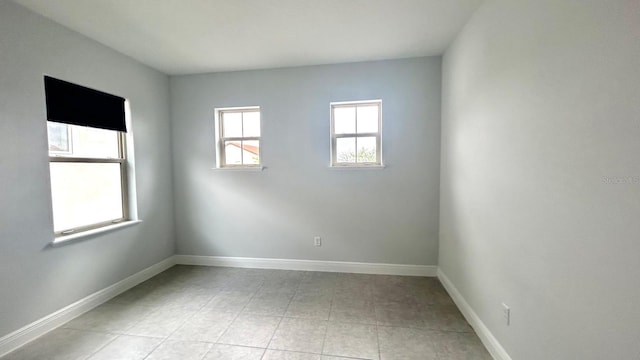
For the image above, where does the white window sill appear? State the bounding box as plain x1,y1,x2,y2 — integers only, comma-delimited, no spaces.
211,166,265,172
329,164,386,170
51,220,143,247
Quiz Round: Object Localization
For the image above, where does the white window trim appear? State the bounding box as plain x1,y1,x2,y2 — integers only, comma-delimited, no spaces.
214,106,262,169
330,99,383,167
51,220,142,246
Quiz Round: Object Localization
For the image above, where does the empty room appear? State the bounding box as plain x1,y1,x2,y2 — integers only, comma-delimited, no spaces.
1,0,638,359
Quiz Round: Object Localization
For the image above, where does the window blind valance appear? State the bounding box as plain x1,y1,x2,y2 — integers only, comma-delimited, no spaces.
44,76,126,132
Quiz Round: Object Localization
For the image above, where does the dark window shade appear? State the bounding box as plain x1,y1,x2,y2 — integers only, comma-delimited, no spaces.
44,76,126,132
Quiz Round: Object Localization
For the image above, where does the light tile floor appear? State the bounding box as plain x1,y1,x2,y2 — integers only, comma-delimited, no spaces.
1,266,491,360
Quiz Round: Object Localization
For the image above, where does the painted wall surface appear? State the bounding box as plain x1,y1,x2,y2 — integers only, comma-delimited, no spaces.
440,0,640,359
0,2,175,337
171,58,441,265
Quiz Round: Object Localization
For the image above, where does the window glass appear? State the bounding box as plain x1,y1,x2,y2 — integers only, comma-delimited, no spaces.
48,124,119,158
222,112,242,137
243,111,261,137
334,107,356,134
356,105,379,133
49,162,123,232
356,136,377,163
47,122,71,153
336,137,356,163
243,140,260,164
224,141,243,165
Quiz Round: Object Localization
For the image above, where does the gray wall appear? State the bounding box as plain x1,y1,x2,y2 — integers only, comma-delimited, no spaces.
0,2,175,338
440,0,640,359
171,58,441,265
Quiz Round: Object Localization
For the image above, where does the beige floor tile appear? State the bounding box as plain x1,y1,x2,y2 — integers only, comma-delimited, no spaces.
86,335,161,360
170,308,236,342
377,326,438,360
268,317,328,353
146,339,213,360
425,304,473,332
123,307,196,338
263,349,322,360
218,314,281,347
322,322,379,360
243,294,292,316
63,303,153,333
329,302,377,324
204,290,254,313
431,331,492,360
375,303,429,328
202,344,264,360
285,299,332,320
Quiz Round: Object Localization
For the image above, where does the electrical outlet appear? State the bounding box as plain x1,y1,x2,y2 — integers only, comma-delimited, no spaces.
313,236,322,247
502,303,510,326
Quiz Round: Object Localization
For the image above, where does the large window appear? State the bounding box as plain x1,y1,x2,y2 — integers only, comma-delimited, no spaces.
48,124,128,234
44,76,129,236
214,107,261,168
330,100,382,166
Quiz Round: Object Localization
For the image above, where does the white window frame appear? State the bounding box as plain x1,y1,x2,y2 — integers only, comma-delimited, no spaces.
214,106,261,168
330,99,382,167
48,123,129,236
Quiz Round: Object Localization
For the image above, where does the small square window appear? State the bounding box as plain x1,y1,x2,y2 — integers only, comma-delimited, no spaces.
330,100,382,166
215,107,261,168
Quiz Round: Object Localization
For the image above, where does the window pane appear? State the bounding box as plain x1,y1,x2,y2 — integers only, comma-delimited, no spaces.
222,112,242,137
50,162,123,232
336,137,356,163
356,137,377,163
333,106,356,134
224,141,243,165
48,123,119,158
47,122,71,153
69,125,119,158
356,105,379,133
243,111,260,137
243,140,260,165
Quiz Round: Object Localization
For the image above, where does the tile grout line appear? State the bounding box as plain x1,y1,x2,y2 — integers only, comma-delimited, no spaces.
261,271,308,359
318,278,338,358
132,269,239,360
81,298,161,360
139,275,224,360
208,272,268,359
79,330,121,360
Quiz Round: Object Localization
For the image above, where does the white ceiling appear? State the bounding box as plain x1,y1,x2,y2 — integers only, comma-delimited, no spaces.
13,0,482,75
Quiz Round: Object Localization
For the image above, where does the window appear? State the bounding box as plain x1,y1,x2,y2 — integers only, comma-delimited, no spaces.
215,107,261,168
330,100,382,166
44,76,129,236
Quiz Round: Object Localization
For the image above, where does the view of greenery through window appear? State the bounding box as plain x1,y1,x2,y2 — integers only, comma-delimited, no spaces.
337,146,377,163
332,101,381,165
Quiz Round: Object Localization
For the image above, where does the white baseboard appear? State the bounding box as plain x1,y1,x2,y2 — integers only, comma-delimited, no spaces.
437,269,512,360
0,256,176,358
175,255,437,277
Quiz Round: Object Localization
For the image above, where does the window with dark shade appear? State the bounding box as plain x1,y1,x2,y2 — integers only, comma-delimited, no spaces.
44,76,126,132
44,76,130,237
